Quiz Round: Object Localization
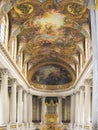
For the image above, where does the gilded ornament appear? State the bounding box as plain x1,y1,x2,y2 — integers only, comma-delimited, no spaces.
14,3,34,17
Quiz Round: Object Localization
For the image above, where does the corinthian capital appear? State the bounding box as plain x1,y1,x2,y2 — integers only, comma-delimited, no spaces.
0,68,8,75
9,78,17,85
85,78,93,86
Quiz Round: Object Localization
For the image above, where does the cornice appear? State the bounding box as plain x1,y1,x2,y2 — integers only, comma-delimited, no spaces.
74,55,92,91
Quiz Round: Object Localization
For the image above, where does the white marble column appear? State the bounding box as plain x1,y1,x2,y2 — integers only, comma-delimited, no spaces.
23,91,27,123
0,69,9,124
71,94,75,128
75,91,80,127
9,79,17,123
77,92,80,126
28,94,32,123
17,86,23,123
75,93,77,124
79,86,85,126
84,80,91,125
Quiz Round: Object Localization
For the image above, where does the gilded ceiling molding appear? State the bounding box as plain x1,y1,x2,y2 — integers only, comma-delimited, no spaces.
1,0,89,19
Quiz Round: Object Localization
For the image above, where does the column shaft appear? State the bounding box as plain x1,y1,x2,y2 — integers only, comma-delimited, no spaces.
41,97,46,124
10,79,17,123
28,94,32,123
17,87,23,123
58,97,62,124
79,87,85,125
84,84,91,124
0,69,9,124
75,92,80,125
23,91,27,123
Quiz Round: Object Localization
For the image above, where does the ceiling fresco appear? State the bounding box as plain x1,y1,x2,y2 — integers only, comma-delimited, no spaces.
32,64,72,85
28,62,75,90
0,0,90,91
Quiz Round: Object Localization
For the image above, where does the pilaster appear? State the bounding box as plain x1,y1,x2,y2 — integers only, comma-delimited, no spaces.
17,86,23,123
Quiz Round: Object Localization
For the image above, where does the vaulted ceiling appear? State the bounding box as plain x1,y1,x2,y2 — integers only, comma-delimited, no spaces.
1,0,90,91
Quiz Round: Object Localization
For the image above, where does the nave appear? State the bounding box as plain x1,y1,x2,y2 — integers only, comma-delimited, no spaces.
0,0,98,130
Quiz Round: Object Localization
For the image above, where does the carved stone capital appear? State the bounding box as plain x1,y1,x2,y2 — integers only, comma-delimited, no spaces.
23,90,27,95
80,86,85,91
17,85,23,90
85,78,93,87
9,78,17,85
0,68,8,75
75,90,80,95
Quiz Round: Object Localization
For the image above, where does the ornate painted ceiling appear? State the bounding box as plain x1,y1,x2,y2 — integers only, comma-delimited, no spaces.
0,0,90,91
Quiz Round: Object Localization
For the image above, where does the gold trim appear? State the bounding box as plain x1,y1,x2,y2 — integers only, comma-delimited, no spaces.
14,3,34,17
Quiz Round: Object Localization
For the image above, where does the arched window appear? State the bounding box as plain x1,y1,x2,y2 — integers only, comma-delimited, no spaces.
0,14,9,48
0,16,6,44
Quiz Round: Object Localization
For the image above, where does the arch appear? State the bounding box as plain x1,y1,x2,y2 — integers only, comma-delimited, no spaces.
0,14,9,48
